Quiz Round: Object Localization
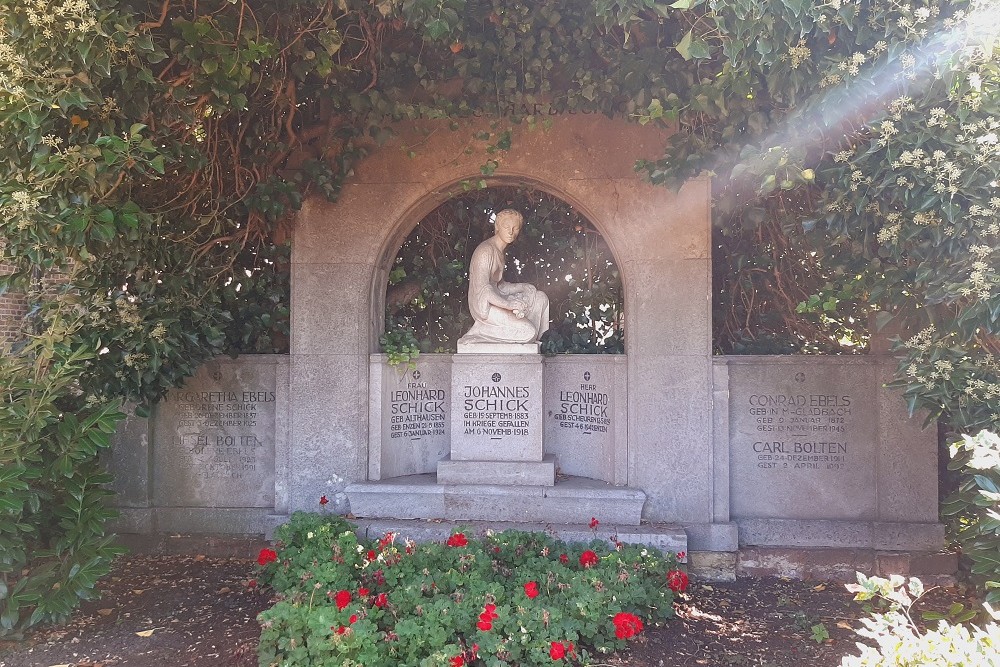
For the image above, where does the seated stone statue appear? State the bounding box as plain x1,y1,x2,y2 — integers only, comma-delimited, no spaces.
457,209,549,350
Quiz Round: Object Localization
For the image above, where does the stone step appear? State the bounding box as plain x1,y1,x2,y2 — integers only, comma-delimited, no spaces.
346,474,646,525
351,517,687,560
436,455,556,486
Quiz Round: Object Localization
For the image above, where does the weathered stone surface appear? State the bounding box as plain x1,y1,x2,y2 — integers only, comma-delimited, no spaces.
738,546,877,582
738,518,945,550
628,355,713,524
688,552,737,582
105,405,150,508
542,356,626,484
437,456,555,486
875,360,938,522
346,474,645,524
370,354,451,480
682,522,740,552
727,357,878,521
449,354,543,462
290,263,368,356
289,354,367,512
151,357,284,509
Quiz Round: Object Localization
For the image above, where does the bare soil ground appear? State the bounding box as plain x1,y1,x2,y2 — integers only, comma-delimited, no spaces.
0,555,971,667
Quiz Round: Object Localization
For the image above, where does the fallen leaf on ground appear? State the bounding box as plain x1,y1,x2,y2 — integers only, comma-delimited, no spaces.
97,608,114,616
813,584,827,592
837,621,854,630
135,629,156,637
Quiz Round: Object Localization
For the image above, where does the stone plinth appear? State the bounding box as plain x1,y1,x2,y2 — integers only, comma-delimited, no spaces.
436,455,556,486
456,341,540,354
448,354,543,462
347,474,646,524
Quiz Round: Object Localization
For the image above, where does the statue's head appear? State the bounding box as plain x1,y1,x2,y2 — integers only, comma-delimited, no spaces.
494,209,524,243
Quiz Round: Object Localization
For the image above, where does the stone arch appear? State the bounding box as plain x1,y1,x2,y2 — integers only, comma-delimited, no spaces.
369,175,630,355
290,115,713,528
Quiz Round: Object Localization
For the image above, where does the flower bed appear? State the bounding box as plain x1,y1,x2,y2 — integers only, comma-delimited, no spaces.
256,512,687,666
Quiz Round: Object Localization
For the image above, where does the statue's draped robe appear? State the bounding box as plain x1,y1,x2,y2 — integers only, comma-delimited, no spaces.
458,241,549,345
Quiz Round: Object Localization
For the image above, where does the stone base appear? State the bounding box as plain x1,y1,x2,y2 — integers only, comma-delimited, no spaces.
437,455,556,486
108,507,286,537
346,474,646,524
737,518,945,551
115,533,270,558
352,518,687,558
456,341,540,354
737,546,958,584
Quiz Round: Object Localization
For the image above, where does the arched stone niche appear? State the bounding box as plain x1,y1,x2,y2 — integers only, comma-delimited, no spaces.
290,114,729,547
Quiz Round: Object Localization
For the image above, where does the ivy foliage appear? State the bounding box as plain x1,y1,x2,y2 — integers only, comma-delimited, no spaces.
387,186,623,354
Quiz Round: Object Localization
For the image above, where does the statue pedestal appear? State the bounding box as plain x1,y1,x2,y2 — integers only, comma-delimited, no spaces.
440,353,552,485
456,341,540,354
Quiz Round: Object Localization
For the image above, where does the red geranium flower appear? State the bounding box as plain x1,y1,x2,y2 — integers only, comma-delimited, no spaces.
319,495,329,506
334,625,348,635
247,579,257,589
477,619,492,631
524,581,539,599
366,549,377,561
482,603,497,619
257,548,278,566
550,641,569,660
358,587,369,597
579,550,599,568
612,612,643,639
667,569,689,593
374,592,388,608
447,532,468,547
349,614,358,624
450,656,465,667
559,553,568,564
334,589,352,611
589,517,600,529
677,550,686,560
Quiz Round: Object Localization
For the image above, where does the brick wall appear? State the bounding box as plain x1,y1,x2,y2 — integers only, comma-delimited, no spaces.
0,252,29,347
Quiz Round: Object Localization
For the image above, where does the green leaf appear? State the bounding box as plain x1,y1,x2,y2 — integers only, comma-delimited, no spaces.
675,29,693,60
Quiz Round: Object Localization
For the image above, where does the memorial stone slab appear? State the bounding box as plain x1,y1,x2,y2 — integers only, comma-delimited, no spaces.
152,357,278,508
727,359,878,520
370,354,451,479
543,356,626,484
449,354,543,461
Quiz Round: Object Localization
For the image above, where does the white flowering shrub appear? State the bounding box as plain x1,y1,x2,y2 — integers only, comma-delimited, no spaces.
943,431,1000,605
842,573,1000,666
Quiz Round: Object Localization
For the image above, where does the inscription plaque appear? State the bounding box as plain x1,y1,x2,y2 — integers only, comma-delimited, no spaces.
153,359,277,508
449,355,543,462
729,360,877,520
373,356,452,479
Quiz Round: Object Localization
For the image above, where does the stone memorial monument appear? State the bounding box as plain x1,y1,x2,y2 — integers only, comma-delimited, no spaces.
98,114,951,582
440,209,555,485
